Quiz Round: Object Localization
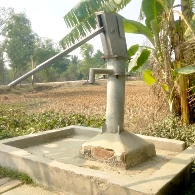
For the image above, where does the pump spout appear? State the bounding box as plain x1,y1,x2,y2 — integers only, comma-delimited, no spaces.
89,68,114,84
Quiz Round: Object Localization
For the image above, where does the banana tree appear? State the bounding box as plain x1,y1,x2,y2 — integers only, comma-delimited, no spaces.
60,0,195,125
139,0,195,125
143,0,195,125
175,0,195,125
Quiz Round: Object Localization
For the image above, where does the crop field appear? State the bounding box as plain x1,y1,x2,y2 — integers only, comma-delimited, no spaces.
0,80,169,132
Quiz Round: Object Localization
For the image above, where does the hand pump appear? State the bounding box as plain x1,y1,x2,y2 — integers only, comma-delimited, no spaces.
9,11,156,169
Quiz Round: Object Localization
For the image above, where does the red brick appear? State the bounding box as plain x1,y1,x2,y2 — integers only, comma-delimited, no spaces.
91,147,114,160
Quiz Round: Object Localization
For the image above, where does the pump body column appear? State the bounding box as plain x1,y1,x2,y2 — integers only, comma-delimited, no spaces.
106,58,125,133
97,11,128,133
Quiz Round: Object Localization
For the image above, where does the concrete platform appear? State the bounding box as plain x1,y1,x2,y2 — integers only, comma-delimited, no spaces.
0,125,194,195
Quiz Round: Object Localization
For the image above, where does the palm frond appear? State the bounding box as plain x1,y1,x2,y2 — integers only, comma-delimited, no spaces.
60,15,97,47
191,0,195,12
60,0,132,48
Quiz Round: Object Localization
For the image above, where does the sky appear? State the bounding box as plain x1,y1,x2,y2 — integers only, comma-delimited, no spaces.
0,0,180,56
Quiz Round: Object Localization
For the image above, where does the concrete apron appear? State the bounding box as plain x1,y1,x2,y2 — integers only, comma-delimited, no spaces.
0,125,194,195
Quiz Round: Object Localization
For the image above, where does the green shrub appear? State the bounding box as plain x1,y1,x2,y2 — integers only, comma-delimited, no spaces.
140,115,195,147
0,105,105,140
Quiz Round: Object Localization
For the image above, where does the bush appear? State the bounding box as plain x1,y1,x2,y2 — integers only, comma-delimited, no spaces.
140,115,195,147
0,105,105,140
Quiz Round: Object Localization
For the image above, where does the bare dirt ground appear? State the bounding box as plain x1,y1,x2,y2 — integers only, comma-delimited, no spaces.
0,80,169,132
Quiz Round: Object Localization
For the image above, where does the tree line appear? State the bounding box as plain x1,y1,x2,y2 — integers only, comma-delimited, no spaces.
0,8,105,85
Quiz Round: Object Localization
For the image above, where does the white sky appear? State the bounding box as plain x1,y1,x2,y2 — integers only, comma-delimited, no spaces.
0,0,180,56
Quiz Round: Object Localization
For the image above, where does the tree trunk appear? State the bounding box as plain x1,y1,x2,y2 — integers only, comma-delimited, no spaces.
13,68,17,80
178,0,193,125
168,12,180,116
177,61,190,125
31,56,35,85
19,71,22,87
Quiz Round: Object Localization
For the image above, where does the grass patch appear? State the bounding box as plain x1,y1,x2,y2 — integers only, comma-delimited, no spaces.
0,165,33,184
0,105,105,140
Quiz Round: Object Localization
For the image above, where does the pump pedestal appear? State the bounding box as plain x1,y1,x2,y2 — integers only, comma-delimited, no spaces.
80,131,155,169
